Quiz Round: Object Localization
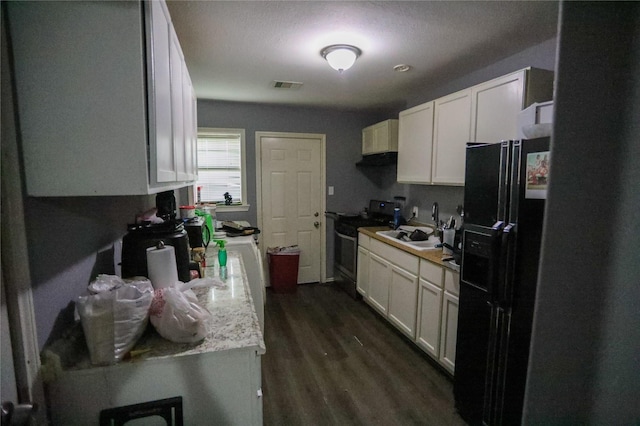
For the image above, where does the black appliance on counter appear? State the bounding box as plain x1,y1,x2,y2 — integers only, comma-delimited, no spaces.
121,191,191,283
454,138,550,425
327,200,396,299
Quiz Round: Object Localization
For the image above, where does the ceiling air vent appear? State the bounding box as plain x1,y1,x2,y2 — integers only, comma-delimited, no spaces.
272,80,303,89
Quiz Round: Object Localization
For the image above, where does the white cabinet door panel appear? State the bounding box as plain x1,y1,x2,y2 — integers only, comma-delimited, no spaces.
471,70,525,143
432,89,471,185
439,291,459,374
356,246,370,297
416,278,443,358
397,102,434,184
149,0,176,184
388,265,419,339
367,252,391,315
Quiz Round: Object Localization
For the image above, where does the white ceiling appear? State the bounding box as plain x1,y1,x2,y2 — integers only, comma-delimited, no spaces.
166,1,559,111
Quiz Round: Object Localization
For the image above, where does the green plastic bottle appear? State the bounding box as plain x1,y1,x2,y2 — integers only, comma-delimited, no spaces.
214,239,227,267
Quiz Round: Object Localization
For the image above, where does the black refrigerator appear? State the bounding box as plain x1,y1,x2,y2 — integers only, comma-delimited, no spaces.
454,138,550,425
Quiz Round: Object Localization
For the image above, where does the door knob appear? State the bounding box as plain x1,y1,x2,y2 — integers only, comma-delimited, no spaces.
314,221,320,228
314,212,319,217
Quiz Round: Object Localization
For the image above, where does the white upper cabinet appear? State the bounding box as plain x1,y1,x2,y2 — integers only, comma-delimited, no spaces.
362,119,399,155
397,102,434,184
8,0,197,196
471,70,525,143
150,0,178,184
472,68,554,142
397,67,553,186
432,89,472,185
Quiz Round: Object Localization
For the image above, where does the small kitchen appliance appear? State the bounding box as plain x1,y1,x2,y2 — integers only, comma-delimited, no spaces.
454,137,550,425
121,191,191,283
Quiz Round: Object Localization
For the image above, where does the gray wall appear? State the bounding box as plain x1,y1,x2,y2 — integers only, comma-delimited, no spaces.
194,100,400,278
195,100,396,222
523,3,640,424
23,196,155,348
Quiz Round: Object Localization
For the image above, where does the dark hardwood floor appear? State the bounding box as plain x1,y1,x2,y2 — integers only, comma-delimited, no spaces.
262,283,467,425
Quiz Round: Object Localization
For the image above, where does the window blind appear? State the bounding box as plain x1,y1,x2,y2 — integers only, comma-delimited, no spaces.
196,132,242,204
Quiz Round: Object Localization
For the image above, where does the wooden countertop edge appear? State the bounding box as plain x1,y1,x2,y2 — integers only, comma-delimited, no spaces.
357,226,456,270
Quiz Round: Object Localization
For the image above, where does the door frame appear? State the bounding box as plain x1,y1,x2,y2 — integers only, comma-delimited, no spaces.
255,131,327,284
1,6,45,413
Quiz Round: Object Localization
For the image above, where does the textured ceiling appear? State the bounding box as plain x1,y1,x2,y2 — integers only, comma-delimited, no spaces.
166,1,559,110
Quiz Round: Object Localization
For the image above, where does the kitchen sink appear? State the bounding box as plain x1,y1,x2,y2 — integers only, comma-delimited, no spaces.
375,226,440,251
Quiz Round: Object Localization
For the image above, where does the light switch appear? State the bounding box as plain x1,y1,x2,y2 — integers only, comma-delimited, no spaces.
328,186,334,195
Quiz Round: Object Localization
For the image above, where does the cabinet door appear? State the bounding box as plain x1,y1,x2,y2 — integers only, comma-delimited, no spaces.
397,102,434,184
170,28,188,182
471,70,525,143
182,62,197,180
372,120,398,153
367,252,391,315
356,246,370,297
149,0,177,184
362,126,375,155
388,265,419,339
439,291,459,374
372,122,388,153
416,278,443,359
432,89,471,185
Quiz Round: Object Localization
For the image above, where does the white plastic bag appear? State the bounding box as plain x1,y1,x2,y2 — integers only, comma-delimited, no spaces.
149,281,212,343
76,275,153,365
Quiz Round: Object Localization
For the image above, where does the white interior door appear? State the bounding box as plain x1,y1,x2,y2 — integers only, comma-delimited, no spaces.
257,132,325,285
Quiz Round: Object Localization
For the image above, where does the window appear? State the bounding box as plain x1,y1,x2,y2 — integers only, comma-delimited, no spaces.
195,128,248,210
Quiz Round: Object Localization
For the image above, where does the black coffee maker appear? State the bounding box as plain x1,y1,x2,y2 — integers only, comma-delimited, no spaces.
121,191,191,282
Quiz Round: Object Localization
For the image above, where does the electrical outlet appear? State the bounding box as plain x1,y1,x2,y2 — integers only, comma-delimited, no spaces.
412,206,419,218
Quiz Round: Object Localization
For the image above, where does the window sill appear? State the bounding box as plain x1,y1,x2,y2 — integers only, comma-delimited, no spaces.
214,204,250,213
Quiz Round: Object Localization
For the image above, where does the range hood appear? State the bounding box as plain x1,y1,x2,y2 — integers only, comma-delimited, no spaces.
355,152,398,167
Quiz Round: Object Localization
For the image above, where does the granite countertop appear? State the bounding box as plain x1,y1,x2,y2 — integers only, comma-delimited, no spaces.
357,226,459,271
43,251,265,374
132,251,266,360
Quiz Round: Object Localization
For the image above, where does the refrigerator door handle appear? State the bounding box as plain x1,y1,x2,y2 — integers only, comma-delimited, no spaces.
501,223,518,308
485,221,505,299
496,223,516,306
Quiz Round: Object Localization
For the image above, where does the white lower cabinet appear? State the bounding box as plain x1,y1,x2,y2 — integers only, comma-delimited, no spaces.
365,239,419,338
416,278,443,358
356,244,371,297
439,290,459,374
414,257,461,374
367,252,392,315
360,237,460,373
388,264,419,339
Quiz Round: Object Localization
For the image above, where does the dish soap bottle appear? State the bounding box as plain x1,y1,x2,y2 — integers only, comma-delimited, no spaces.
393,207,401,230
214,239,227,268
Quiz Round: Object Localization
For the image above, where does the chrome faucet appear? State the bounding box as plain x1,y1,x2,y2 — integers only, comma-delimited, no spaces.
432,202,439,226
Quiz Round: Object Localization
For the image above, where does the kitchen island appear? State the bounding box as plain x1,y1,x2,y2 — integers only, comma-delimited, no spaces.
43,251,265,425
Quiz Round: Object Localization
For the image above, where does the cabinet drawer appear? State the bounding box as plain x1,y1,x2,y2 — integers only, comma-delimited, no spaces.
420,259,443,286
444,269,460,296
370,239,419,274
358,233,371,250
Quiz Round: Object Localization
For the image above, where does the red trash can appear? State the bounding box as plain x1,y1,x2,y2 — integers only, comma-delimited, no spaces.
267,246,300,293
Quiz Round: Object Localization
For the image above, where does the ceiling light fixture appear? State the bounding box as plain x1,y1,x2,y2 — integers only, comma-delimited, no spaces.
321,44,362,73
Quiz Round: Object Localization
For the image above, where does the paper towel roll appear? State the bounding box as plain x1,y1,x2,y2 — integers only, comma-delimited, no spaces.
146,244,178,289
